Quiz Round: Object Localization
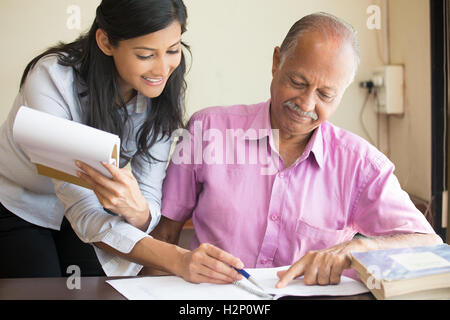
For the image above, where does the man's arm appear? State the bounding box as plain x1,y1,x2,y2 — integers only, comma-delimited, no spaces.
276,153,442,287
150,216,186,245
276,232,443,287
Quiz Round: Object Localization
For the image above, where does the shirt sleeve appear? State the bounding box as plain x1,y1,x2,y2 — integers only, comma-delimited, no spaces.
161,115,203,222
53,180,150,276
131,134,172,233
20,56,151,276
351,160,435,237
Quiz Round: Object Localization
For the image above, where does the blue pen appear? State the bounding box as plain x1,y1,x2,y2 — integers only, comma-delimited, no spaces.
233,267,266,292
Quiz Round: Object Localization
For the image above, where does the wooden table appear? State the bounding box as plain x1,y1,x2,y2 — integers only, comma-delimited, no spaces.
0,276,374,300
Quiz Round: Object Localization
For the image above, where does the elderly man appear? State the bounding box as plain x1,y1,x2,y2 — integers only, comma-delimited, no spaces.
152,12,442,286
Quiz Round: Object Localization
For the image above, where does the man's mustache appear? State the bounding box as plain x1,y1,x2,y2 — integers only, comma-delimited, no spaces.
283,101,319,121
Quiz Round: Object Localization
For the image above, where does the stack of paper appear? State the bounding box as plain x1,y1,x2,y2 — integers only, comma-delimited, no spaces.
13,106,120,189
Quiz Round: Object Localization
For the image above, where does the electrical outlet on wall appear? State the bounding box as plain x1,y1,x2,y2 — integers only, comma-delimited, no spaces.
372,65,404,114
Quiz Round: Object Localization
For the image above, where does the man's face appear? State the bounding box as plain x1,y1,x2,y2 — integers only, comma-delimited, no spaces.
270,30,356,138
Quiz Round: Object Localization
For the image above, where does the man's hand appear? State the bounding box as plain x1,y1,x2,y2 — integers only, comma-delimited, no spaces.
275,233,443,288
276,240,360,288
75,160,150,231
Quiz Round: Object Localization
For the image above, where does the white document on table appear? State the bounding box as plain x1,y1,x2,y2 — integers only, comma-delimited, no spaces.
106,266,369,300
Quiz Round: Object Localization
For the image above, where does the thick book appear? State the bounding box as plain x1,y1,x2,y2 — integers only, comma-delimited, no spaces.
13,106,120,189
351,244,450,300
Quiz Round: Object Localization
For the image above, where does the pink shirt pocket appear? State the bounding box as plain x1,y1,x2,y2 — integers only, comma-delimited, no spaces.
295,219,353,253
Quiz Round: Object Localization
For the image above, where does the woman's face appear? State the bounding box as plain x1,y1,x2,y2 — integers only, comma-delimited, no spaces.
98,21,183,102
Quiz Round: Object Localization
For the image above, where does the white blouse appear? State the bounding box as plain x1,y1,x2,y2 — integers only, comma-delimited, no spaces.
0,55,172,276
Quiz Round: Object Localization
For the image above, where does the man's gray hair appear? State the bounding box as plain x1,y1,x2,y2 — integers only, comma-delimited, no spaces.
280,12,360,79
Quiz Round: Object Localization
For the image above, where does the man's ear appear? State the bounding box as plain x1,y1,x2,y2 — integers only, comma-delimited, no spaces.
96,29,114,56
272,46,281,76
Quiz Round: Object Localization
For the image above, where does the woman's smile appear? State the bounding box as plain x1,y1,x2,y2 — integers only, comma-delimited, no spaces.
141,76,165,86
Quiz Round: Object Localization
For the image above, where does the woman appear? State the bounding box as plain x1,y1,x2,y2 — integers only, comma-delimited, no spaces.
0,0,243,284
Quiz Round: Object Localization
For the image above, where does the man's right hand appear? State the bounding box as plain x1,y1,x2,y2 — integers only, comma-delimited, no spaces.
178,243,245,284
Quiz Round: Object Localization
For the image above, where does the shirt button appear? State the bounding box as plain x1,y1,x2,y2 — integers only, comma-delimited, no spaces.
278,172,284,178
270,215,279,222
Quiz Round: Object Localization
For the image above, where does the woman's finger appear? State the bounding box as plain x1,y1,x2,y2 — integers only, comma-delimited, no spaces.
203,243,244,270
77,170,122,210
195,262,238,283
189,244,244,282
76,170,114,197
101,161,127,182
76,169,96,187
75,160,118,191
189,272,232,285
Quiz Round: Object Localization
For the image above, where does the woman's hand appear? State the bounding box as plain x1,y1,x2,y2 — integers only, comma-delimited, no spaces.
177,243,245,284
75,160,150,231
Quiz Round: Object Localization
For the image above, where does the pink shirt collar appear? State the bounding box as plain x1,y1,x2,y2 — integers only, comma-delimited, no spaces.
244,99,324,169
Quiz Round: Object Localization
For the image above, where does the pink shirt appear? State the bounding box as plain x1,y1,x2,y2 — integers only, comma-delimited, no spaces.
161,100,435,268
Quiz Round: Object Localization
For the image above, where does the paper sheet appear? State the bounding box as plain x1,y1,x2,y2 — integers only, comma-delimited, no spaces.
106,267,369,300
13,106,120,186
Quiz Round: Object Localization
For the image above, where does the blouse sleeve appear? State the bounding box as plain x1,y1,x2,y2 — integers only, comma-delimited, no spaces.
130,134,173,233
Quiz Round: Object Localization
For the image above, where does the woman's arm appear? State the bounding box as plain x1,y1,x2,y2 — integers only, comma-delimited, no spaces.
76,158,245,284
138,216,185,275
95,236,245,284
75,160,151,231
74,134,171,232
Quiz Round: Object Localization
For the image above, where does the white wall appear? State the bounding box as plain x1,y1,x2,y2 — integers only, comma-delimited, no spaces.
0,0,100,122
182,0,384,136
0,0,432,200
0,0,383,133
388,0,432,201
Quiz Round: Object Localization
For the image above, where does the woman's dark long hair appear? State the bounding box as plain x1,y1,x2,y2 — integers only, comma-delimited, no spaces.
20,0,188,164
